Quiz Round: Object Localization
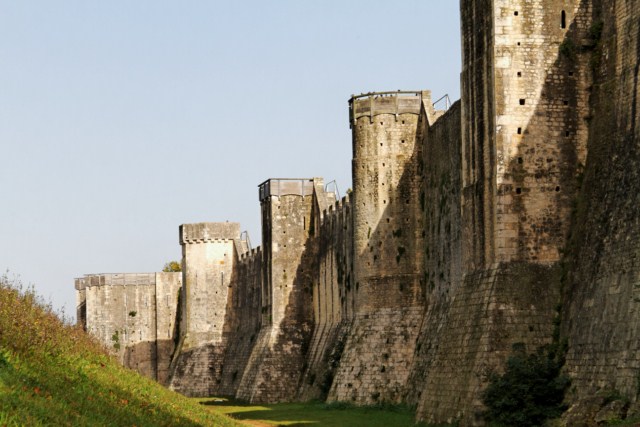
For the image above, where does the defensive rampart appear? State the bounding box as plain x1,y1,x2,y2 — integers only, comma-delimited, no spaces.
75,272,181,384
76,1,640,425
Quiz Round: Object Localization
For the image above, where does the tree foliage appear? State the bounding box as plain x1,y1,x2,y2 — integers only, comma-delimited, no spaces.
482,344,570,426
162,261,181,272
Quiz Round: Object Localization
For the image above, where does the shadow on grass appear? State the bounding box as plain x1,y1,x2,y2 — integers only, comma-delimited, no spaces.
199,398,439,427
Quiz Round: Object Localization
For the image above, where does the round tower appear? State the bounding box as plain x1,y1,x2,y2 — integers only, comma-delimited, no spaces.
350,90,427,314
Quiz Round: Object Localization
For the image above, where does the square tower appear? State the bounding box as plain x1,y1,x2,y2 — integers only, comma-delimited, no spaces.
461,0,591,268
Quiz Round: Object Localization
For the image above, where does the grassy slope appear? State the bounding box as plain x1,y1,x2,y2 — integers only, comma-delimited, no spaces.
0,275,238,427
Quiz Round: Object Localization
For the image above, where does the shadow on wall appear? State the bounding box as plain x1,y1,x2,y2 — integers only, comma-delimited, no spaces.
562,0,640,407
297,192,355,402
407,2,592,424
236,215,316,403
327,94,428,405
168,245,262,397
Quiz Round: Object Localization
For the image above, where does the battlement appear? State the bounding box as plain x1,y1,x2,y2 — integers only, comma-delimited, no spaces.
75,273,160,288
239,246,262,262
240,246,262,262
258,178,315,202
321,193,351,222
348,91,426,127
179,222,240,244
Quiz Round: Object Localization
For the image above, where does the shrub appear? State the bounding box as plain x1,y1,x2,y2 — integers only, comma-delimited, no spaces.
482,344,570,426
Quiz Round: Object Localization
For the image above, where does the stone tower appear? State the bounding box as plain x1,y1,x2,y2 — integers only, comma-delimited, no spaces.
169,222,240,396
236,178,317,402
328,91,427,404
349,91,426,312
258,178,316,329
407,2,594,423
179,222,239,348
461,0,590,268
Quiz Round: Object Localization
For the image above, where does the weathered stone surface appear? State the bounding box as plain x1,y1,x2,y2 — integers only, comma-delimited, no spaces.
76,272,181,384
75,2,640,425
562,0,640,409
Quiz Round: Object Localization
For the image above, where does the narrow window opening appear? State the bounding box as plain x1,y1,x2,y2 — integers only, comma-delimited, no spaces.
563,100,569,106
516,188,522,195
517,71,522,77
519,99,526,105
561,10,567,29
517,42,521,46
514,11,519,16
518,157,523,164
401,139,405,143
555,186,561,192
380,143,383,147
565,131,571,137
569,71,574,76
380,121,384,125
517,127,522,135
401,120,405,124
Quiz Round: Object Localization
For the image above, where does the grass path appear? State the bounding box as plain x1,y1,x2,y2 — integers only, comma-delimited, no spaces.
198,398,437,427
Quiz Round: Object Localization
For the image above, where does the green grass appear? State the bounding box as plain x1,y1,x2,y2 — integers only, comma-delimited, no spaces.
198,398,446,427
0,273,239,426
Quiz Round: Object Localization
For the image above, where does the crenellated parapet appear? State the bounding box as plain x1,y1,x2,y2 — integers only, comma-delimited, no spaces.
239,246,262,263
79,273,158,287
349,91,423,127
321,193,351,223
180,222,240,244
258,178,315,201
76,272,181,385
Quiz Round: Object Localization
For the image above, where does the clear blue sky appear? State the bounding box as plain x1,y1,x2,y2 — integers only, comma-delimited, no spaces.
0,1,461,319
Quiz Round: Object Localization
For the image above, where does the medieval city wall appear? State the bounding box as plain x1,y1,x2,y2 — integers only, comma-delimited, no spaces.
408,1,594,423
328,92,428,404
76,272,181,384
562,0,640,409
298,194,354,401
75,1,640,424
154,272,182,385
215,247,263,396
236,180,318,403
169,222,242,396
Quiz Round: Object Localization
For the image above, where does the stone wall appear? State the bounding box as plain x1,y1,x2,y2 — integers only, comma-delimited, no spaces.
491,0,591,264
562,0,640,406
169,222,241,396
74,2,640,424
327,92,430,404
298,194,354,401
403,1,594,423
154,272,182,385
461,0,496,271
76,272,181,384
236,179,318,403
215,248,262,396
462,0,591,269
410,262,561,425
